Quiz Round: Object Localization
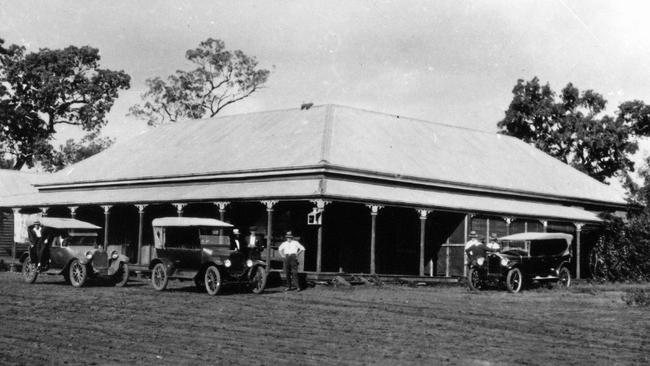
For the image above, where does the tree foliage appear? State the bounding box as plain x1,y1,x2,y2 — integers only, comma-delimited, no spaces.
129,38,270,126
37,132,114,173
498,77,649,182
0,38,130,170
593,213,650,281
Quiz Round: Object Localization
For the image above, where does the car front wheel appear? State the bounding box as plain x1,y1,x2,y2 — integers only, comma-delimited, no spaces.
204,265,221,296
557,267,571,288
151,263,168,291
69,260,87,288
114,263,129,287
506,267,523,293
467,267,482,291
251,266,267,294
22,256,38,284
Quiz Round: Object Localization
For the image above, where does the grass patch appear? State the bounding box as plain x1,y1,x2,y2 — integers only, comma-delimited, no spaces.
621,288,650,307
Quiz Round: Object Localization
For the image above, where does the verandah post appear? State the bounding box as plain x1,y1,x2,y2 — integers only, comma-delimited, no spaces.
367,205,382,275
262,200,278,267
101,205,112,250
135,204,148,264
417,209,431,277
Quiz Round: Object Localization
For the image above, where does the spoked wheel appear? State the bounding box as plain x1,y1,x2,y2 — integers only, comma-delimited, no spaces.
204,265,221,296
467,267,482,291
250,266,267,294
151,263,168,291
69,260,87,288
114,263,129,287
557,267,571,289
506,268,523,293
22,257,38,284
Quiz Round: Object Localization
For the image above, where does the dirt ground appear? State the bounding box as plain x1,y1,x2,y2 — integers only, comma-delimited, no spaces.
0,272,648,366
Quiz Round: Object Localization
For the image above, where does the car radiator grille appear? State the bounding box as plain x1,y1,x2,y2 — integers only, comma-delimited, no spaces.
487,256,501,274
92,253,108,268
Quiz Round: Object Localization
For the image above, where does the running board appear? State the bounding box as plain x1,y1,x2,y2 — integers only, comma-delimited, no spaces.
533,275,559,281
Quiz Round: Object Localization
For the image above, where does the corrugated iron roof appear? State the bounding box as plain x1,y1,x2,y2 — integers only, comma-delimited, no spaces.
324,178,602,222
0,170,42,197
40,105,625,206
0,177,603,222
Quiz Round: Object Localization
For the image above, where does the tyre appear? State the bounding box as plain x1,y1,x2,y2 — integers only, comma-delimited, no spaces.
151,263,168,291
69,260,88,288
250,266,267,294
506,267,523,293
204,265,221,296
22,256,38,284
114,263,129,287
557,267,571,289
467,267,483,291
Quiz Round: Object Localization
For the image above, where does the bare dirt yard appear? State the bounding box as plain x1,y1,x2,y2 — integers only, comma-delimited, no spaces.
0,272,648,366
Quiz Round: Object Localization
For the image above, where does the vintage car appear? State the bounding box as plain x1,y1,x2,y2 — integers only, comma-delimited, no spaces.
467,232,573,293
149,217,267,295
20,217,130,287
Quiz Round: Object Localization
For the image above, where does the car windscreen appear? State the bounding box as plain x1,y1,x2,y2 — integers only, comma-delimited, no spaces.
199,228,230,246
164,227,200,248
501,240,526,252
529,239,569,256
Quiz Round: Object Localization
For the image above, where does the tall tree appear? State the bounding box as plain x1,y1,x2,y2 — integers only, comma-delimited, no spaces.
0,38,130,170
498,77,648,182
129,38,270,126
37,132,114,173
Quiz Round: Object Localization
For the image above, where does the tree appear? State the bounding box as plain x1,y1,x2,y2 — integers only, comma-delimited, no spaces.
498,77,648,182
129,38,270,126
0,38,130,170
37,132,114,173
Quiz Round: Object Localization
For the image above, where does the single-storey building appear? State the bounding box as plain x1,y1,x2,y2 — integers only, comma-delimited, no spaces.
0,104,627,278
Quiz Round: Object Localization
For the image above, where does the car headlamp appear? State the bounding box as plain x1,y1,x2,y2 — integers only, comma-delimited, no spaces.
224,259,232,268
476,257,485,266
111,250,119,260
500,258,509,267
246,259,253,268
85,251,93,259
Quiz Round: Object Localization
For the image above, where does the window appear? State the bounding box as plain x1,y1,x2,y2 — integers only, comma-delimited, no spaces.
530,239,567,256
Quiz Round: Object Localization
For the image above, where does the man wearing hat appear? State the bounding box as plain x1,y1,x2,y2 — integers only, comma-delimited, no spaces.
28,219,48,271
278,231,305,291
246,226,262,249
487,233,501,251
464,230,486,263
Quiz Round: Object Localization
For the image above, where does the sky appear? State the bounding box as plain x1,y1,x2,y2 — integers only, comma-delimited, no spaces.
2,0,650,164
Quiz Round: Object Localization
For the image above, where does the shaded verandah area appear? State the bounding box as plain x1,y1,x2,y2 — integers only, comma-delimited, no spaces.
8,195,602,280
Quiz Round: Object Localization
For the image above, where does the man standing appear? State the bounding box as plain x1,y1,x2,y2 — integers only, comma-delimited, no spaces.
28,220,48,271
278,231,305,292
464,230,486,263
246,226,261,249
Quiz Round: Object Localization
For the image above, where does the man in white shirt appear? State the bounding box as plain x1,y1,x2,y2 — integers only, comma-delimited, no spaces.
465,230,486,263
278,231,305,291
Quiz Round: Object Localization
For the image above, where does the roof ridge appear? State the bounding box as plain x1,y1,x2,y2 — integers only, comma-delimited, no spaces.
327,104,497,135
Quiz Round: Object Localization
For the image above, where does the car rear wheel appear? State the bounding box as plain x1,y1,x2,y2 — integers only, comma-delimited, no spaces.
114,263,129,287
204,265,221,296
151,263,168,291
506,268,523,293
251,266,267,294
557,267,571,288
22,256,38,284
69,260,87,288
467,267,482,291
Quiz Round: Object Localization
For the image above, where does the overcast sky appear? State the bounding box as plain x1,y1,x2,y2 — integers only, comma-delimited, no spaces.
2,0,650,149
